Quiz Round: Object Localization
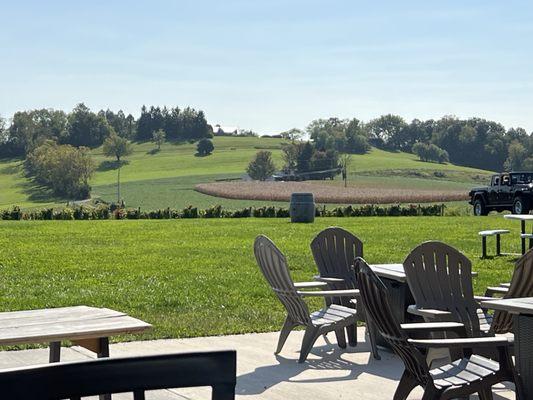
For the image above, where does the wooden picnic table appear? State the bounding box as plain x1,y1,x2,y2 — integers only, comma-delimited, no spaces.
504,214,533,254
481,297,533,400
0,305,151,400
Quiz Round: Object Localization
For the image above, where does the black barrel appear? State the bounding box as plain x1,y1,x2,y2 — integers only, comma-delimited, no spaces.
290,193,315,223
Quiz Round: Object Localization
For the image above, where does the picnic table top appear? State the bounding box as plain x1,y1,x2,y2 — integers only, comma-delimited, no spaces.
504,214,533,221
369,264,406,282
0,305,151,346
370,263,478,283
482,297,533,315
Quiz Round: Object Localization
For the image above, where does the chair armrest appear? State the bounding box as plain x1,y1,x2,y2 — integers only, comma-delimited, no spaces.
484,286,509,297
407,305,453,319
408,336,512,349
297,289,359,298
400,322,466,336
312,275,346,284
293,281,329,289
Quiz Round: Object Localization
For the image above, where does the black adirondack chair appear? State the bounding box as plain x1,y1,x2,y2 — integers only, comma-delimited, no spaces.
354,257,515,400
403,241,492,337
254,235,358,363
310,227,380,359
0,350,236,400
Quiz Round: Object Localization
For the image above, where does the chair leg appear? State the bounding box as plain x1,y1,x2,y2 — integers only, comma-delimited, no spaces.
393,370,418,400
421,386,440,400
335,327,347,349
298,327,320,363
367,319,381,360
346,323,357,347
478,387,493,400
275,316,297,354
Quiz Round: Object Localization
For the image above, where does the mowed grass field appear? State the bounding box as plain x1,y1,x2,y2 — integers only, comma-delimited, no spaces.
0,136,492,210
0,216,524,345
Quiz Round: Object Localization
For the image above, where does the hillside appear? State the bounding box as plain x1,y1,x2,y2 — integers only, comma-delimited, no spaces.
0,136,492,210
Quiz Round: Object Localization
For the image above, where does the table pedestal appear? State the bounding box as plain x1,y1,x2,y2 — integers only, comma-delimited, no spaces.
515,315,533,400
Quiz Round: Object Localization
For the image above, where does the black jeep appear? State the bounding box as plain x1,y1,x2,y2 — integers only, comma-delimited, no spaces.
469,172,533,216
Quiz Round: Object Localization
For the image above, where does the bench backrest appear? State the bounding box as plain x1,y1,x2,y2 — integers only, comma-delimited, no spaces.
0,351,236,400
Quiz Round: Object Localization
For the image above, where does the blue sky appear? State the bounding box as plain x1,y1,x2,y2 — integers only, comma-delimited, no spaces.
1,1,532,133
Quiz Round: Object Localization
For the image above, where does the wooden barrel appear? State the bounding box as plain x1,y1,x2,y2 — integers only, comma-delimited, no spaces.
290,193,315,223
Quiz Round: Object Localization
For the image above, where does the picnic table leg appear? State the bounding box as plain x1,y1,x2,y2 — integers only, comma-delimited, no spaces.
49,341,61,363
496,234,501,256
97,338,111,400
481,236,487,258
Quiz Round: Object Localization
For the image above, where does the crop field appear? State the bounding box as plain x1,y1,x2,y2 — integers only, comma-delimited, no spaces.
0,215,523,344
0,136,492,210
195,181,469,204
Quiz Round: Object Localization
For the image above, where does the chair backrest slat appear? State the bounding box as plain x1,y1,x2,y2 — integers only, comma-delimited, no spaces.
310,227,362,290
492,248,533,333
404,241,481,336
0,351,236,400
254,235,311,325
354,258,430,384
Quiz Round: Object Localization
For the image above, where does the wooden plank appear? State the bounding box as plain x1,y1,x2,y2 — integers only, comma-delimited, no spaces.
0,306,108,321
482,297,533,315
0,316,151,346
0,308,126,328
369,264,406,282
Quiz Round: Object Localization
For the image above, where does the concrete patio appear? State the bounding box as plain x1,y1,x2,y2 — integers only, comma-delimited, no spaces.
0,328,515,399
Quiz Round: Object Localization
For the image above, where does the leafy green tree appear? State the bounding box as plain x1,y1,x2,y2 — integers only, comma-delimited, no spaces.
196,138,214,156
412,142,448,163
281,143,298,173
504,141,528,171
152,129,166,150
5,109,67,156
65,103,113,148
296,142,314,172
247,151,276,181
345,119,370,153
103,132,133,162
366,114,407,150
280,128,304,142
25,141,94,199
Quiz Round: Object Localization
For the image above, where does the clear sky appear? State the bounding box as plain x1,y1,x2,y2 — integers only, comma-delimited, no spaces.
1,1,532,133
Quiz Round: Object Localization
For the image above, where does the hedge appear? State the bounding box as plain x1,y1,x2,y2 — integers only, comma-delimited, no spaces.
0,203,446,221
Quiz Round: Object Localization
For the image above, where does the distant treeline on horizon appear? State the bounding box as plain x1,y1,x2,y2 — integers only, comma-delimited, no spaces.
0,104,532,172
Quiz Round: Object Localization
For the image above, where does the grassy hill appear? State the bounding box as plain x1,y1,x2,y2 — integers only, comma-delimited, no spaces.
0,136,493,210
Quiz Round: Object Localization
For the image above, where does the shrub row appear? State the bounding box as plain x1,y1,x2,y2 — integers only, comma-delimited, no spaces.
0,203,445,221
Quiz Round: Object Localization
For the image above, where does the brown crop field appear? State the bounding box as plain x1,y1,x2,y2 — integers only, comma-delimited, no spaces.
195,181,469,204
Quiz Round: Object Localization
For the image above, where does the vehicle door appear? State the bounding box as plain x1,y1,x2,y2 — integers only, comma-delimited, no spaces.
499,174,512,205
488,175,500,205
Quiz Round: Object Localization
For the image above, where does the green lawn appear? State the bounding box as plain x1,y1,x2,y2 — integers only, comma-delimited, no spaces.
0,136,492,209
0,216,523,345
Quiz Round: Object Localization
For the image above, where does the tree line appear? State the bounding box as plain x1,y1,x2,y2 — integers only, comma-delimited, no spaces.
293,115,533,171
0,103,212,199
0,103,212,157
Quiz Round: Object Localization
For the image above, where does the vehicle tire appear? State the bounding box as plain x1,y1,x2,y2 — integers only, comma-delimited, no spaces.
513,197,530,215
473,198,488,216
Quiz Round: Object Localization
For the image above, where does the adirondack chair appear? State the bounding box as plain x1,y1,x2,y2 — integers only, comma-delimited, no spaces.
0,351,236,400
483,248,533,334
254,235,358,363
310,226,380,359
354,257,515,400
484,247,533,298
403,241,492,337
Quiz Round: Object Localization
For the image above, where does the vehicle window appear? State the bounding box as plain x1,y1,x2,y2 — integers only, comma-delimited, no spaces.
502,175,510,185
494,177,500,186
511,175,518,184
